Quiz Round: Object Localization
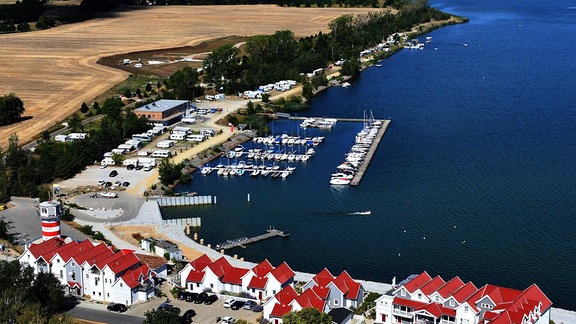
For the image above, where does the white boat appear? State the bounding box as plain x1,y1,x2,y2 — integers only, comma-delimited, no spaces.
234,145,244,152
330,178,350,185
200,167,211,175
251,170,260,177
341,82,351,87
99,192,117,198
331,172,353,179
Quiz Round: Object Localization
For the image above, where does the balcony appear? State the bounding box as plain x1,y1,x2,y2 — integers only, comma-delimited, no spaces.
393,308,414,317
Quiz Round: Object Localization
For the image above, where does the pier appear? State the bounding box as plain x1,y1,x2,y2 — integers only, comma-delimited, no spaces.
215,226,290,250
156,195,215,207
289,116,376,123
349,119,391,186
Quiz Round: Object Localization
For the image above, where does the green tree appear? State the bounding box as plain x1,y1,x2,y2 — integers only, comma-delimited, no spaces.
283,308,332,324
302,80,313,99
145,83,153,92
0,93,25,126
124,88,132,99
203,44,241,91
168,67,199,100
158,159,183,186
93,101,101,114
16,22,30,32
80,102,89,114
68,113,83,132
143,308,181,324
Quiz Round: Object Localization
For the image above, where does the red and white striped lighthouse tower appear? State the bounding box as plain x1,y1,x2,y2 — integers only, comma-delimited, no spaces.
39,200,62,241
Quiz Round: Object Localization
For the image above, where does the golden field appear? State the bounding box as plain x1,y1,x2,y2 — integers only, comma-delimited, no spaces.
0,5,383,149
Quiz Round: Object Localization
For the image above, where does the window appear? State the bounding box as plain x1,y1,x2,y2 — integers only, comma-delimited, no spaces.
196,283,200,287
107,293,109,297
72,262,75,267
450,299,455,307
210,284,214,288
464,306,469,312
57,259,60,263
99,292,101,296
401,290,406,297
418,293,422,299
334,299,339,305
86,274,89,278
435,296,440,302
59,270,63,279
120,283,123,288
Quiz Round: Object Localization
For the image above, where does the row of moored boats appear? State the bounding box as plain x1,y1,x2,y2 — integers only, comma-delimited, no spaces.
330,119,383,185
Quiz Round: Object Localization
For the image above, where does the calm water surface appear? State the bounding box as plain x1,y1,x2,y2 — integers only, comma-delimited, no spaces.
172,0,576,309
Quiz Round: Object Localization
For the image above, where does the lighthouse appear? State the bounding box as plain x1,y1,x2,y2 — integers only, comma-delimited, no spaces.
39,201,62,241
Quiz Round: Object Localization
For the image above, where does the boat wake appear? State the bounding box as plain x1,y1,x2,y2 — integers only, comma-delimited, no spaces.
348,210,371,216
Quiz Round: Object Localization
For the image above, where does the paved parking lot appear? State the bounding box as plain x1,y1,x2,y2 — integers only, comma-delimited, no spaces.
126,289,262,324
58,165,153,194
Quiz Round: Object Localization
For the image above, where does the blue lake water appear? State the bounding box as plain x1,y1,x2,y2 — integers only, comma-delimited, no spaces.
172,0,576,309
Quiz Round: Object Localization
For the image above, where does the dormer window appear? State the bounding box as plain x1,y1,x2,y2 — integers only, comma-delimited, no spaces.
401,290,406,297
435,296,440,302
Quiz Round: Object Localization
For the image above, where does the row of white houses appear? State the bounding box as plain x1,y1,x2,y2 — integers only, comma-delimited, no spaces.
178,254,365,323
18,238,167,306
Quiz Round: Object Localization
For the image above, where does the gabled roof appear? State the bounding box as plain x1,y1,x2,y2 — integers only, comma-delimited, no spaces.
269,262,295,284
415,302,456,318
186,269,206,283
465,284,522,313
105,253,140,274
404,271,432,293
121,264,152,289
55,240,95,263
207,257,233,279
72,243,111,265
312,268,334,287
452,281,478,303
294,288,325,313
189,254,212,271
27,237,66,259
270,303,293,318
42,240,78,263
95,251,125,270
436,276,465,299
67,281,82,288
489,284,552,324
222,267,249,285
275,285,299,305
252,259,275,277
311,285,331,300
419,275,445,296
331,270,362,300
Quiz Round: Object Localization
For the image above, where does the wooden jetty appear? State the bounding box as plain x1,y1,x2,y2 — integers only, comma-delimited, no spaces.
349,120,391,186
216,226,290,250
289,116,373,122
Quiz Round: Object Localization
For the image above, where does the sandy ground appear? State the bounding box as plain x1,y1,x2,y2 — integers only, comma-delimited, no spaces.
0,5,383,149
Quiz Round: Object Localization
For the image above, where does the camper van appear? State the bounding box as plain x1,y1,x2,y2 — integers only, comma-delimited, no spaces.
111,148,126,155
152,150,172,158
187,134,207,142
123,158,139,166
200,128,216,137
137,150,149,157
101,158,115,166
156,140,175,148
169,132,187,141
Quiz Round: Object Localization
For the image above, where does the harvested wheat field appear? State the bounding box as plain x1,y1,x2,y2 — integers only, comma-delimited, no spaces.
0,5,383,149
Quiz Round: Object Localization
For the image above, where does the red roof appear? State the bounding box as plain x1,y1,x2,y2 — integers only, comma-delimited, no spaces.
42,241,79,263
436,276,465,299
190,254,212,271
490,284,552,324
465,284,522,313
270,262,295,284
95,251,125,270
419,275,445,295
56,240,95,263
404,271,432,294
121,264,151,289
186,269,206,283
312,268,334,287
311,285,331,299
295,288,325,313
253,259,275,277
452,281,478,304
393,297,427,309
331,270,362,300
72,243,112,265
27,237,66,259
270,303,293,318
101,252,140,274
415,302,456,318
275,285,299,305
207,257,233,279
67,281,82,288
222,267,249,285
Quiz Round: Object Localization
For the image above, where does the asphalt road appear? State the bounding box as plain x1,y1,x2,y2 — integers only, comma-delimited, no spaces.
68,305,143,324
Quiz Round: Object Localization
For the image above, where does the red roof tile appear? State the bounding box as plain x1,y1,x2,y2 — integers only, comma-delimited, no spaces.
311,285,331,299
295,288,325,313
415,302,456,318
393,297,427,309
270,262,295,285
190,254,212,271
436,276,465,299
271,303,293,318
27,237,66,259
101,252,140,274
67,281,82,288
72,243,112,265
332,270,362,300
222,267,249,285
56,240,95,263
121,264,151,289
312,268,334,287
419,275,445,296
404,271,432,294
186,269,206,283
42,241,79,263
275,285,299,305
452,281,478,304
490,284,552,324
253,259,275,277
248,275,268,290
207,257,233,279
135,253,168,270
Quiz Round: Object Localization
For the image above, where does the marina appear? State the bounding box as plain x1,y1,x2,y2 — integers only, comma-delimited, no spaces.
214,226,290,251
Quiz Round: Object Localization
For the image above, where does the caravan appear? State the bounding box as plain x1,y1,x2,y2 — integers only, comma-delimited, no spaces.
187,134,207,142
101,158,115,166
170,132,187,141
157,140,175,148
152,150,172,158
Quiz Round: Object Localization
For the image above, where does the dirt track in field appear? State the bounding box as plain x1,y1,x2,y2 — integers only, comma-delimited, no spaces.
0,5,383,149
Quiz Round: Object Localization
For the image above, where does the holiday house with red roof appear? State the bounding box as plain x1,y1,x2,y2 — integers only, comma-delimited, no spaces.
241,259,276,300
375,271,552,324
262,285,300,324
179,254,212,292
18,238,158,306
301,268,365,309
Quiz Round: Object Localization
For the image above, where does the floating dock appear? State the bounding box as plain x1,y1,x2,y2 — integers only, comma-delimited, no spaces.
215,226,290,250
289,116,376,123
349,120,390,186
156,195,215,207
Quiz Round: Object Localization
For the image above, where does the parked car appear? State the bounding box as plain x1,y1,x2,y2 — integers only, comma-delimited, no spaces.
114,181,122,186
177,291,189,300
230,300,245,310
97,179,105,186
251,304,263,312
223,298,236,308
222,316,236,324
243,300,257,310
109,170,118,177
180,309,196,323
157,302,173,310
185,292,198,303
107,303,127,313
204,294,218,305
194,292,208,304
126,164,135,170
